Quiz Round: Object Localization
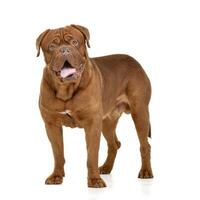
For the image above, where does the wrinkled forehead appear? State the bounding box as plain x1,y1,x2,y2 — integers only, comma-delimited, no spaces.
43,26,84,45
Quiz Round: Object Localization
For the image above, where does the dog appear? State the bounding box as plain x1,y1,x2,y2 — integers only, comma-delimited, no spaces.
36,24,153,188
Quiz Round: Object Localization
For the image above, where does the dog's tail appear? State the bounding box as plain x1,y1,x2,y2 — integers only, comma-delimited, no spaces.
148,123,151,138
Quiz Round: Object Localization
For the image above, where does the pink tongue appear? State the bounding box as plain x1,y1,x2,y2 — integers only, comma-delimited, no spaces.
60,67,76,78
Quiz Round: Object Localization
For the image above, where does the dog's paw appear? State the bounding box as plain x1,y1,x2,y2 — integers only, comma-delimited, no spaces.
138,168,153,179
88,177,107,188
99,165,112,174
45,174,63,184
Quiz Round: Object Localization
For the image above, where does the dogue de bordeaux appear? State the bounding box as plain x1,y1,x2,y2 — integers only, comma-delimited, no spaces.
36,24,153,188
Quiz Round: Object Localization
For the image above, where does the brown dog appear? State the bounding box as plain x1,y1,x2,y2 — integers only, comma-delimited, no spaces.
36,24,153,188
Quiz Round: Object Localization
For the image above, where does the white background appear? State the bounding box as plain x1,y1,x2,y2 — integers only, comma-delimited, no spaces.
0,0,200,199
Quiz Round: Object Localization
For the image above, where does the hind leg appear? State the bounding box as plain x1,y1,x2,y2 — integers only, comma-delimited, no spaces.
99,117,121,174
130,100,153,178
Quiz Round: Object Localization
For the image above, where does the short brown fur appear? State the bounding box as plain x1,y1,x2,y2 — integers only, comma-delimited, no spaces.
37,25,153,188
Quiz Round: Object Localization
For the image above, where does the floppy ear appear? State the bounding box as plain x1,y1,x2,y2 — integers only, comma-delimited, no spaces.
36,29,50,57
71,24,90,48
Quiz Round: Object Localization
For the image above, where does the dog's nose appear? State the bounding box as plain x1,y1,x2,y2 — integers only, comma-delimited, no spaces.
60,47,70,54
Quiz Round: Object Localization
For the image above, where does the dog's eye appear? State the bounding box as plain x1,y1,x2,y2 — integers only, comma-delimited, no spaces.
71,39,79,47
64,35,71,42
49,43,57,51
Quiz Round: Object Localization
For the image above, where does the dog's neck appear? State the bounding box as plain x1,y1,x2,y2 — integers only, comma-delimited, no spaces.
44,59,93,101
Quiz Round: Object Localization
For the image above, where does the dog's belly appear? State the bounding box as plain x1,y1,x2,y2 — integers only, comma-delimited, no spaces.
103,94,130,120
60,94,130,128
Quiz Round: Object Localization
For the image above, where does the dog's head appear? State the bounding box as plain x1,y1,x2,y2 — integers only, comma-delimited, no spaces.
36,25,90,82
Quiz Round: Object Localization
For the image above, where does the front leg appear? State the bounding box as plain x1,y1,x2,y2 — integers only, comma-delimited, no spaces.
84,118,106,188
45,123,65,184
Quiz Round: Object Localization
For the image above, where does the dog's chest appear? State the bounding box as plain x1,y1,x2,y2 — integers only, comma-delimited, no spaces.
58,109,71,115
59,109,83,128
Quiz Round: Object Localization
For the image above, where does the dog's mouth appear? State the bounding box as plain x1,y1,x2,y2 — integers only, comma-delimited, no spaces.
55,60,84,81
60,60,76,78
